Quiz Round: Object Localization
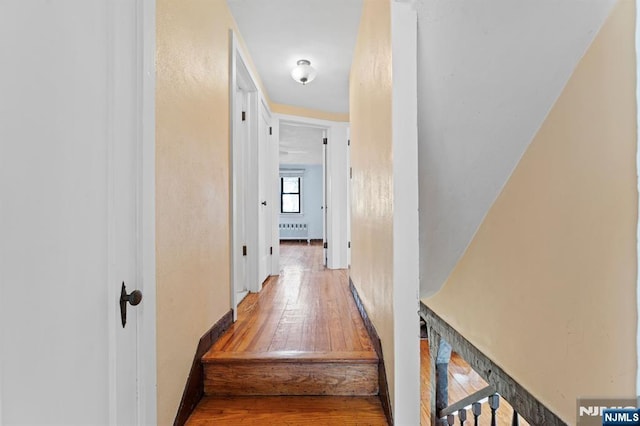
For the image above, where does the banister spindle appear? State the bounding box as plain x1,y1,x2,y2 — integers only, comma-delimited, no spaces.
447,414,455,425
459,408,467,425
512,411,520,426
472,402,481,426
488,394,500,426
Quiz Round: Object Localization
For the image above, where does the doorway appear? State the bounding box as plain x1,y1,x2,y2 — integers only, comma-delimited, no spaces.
278,121,327,266
230,33,276,319
271,115,350,272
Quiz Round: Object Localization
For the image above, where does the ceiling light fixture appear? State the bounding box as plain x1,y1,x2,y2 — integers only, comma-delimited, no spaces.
290,59,317,85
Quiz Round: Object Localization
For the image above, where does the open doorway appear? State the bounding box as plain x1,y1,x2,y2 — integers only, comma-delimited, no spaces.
278,121,327,267
271,114,350,272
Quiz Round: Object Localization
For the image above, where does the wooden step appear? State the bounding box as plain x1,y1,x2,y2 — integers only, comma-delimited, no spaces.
186,396,388,425
202,350,379,396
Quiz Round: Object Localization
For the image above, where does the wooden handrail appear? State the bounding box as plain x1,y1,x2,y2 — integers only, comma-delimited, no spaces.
439,386,495,417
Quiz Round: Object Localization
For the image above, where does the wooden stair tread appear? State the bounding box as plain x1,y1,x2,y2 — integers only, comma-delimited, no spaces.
186,396,388,425
202,349,378,364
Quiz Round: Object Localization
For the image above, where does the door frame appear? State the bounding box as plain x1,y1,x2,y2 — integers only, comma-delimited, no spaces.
272,114,350,271
136,0,157,423
108,0,157,423
258,101,274,283
229,31,271,318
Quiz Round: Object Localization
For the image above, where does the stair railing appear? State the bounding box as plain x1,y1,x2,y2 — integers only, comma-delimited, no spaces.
420,302,566,426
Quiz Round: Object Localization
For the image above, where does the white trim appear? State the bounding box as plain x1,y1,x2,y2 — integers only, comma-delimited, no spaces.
270,123,282,275
323,128,328,266
230,31,273,312
138,0,157,423
257,99,274,285
106,0,117,421
229,30,238,320
392,2,420,424
229,31,243,320
107,0,157,423
246,90,260,292
273,113,350,270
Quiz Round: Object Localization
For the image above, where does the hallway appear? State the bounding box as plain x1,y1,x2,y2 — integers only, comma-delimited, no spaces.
207,241,374,355
187,242,388,425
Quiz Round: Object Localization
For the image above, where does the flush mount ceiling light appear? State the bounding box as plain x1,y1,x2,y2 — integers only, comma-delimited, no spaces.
290,59,317,85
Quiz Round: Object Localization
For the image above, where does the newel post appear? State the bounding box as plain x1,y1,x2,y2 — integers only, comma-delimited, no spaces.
428,328,452,424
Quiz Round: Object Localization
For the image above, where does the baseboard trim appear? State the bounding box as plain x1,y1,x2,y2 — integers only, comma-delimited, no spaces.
349,278,393,426
173,309,234,426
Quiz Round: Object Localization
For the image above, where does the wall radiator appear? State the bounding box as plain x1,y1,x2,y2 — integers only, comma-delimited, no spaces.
279,223,309,240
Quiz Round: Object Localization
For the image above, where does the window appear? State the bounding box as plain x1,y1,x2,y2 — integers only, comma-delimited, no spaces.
281,176,301,213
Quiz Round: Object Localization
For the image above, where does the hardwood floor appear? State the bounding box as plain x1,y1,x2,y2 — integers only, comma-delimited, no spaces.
187,396,387,426
205,242,374,355
420,339,530,425
188,242,386,424
189,242,525,424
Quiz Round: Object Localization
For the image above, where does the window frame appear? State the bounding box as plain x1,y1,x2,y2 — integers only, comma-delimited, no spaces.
280,174,303,215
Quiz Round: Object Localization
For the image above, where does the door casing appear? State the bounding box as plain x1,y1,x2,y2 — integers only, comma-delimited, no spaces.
229,31,274,319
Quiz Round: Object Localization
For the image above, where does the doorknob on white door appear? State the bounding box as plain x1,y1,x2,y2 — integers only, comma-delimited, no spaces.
261,201,267,206
119,282,142,328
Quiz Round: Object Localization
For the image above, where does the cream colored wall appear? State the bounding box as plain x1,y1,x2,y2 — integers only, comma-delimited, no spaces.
156,1,255,424
424,1,637,423
349,0,395,410
271,102,349,122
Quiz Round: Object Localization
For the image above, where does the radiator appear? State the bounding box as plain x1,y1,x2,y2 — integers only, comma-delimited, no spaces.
279,223,309,240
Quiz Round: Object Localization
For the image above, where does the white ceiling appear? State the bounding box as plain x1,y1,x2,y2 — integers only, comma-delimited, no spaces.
279,123,324,165
227,0,363,114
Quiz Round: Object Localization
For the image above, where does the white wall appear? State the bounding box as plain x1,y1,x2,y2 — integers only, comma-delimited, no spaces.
416,0,616,296
391,2,420,423
279,164,324,240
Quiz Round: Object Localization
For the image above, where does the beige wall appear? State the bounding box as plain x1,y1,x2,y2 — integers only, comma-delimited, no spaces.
349,0,396,411
271,102,349,122
424,1,637,422
156,1,246,424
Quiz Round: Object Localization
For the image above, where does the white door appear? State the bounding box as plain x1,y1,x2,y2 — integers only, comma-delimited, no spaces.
233,88,249,303
257,104,272,283
322,130,328,266
0,1,150,424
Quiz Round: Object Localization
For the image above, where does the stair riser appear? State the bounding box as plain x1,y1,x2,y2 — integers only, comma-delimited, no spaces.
204,362,378,396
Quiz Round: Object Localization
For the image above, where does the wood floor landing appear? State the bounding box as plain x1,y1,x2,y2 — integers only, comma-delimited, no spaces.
189,242,386,423
204,242,375,356
186,396,387,426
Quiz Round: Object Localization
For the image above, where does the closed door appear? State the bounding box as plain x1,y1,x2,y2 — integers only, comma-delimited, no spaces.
258,104,272,283
234,88,248,297
0,1,147,423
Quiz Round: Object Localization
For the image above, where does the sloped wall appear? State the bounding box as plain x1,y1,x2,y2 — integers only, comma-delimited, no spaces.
424,1,637,422
417,0,616,296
